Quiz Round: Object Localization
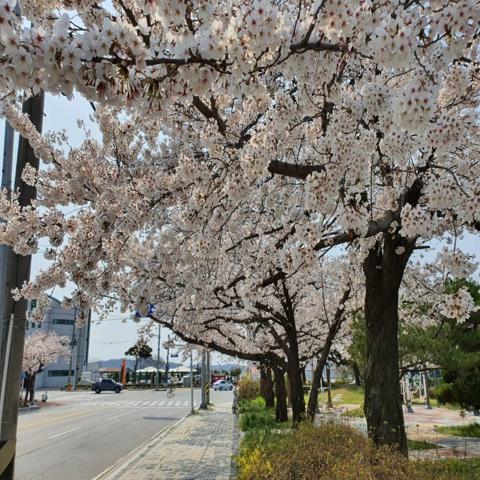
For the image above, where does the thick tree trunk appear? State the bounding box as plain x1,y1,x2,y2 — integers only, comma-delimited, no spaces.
363,234,414,456
307,361,323,421
260,366,275,408
273,367,288,422
0,93,44,480
352,362,361,386
286,361,305,424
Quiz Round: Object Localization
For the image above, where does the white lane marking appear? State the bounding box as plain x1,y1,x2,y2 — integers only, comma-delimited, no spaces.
106,411,132,421
149,401,157,406
175,401,182,406
157,401,165,406
166,401,173,406
141,401,151,406
48,426,81,439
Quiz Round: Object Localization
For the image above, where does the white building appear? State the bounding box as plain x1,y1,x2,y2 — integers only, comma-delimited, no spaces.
26,296,91,389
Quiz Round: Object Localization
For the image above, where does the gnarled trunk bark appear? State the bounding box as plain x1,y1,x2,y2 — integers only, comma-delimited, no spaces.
307,361,324,421
286,355,305,424
363,234,414,456
273,366,288,422
260,365,275,408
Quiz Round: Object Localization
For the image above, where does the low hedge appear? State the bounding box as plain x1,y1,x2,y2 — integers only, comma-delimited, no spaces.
237,422,479,480
239,397,276,432
435,383,457,405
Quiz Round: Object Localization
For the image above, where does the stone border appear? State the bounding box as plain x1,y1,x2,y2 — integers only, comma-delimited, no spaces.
229,413,240,480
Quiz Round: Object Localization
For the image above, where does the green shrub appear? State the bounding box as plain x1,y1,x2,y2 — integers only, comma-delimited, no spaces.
451,366,480,411
237,422,480,480
238,375,260,401
239,408,277,432
237,423,415,480
435,383,457,405
238,396,265,414
238,398,276,432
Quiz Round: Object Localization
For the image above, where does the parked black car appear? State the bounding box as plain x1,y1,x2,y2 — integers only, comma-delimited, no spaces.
91,378,123,394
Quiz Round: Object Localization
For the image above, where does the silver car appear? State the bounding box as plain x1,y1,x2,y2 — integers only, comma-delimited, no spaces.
212,380,233,391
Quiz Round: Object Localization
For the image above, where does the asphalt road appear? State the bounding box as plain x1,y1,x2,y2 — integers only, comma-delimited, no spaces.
15,387,205,480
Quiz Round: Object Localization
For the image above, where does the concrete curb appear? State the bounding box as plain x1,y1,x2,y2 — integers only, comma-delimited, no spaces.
92,414,190,480
18,405,40,415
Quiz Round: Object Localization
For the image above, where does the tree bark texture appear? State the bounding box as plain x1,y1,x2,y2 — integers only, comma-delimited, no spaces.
259,366,275,408
363,234,414,456
0,93,44,480
286,357,305,424
273,367,288,423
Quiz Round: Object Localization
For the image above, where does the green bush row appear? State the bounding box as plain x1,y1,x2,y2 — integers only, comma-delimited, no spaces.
238,397,277,432
236,422,480,480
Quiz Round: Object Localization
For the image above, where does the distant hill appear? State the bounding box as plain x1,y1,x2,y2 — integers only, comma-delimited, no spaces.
89,359,246,372
211,364,246,373
88,358,180,370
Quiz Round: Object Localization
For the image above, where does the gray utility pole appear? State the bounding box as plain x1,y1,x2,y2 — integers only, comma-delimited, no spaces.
200,349,207,409
0,122,14,419
206,349,211,405
0,92,45,480
0,123,14,330
155,324,161,391
67,307,77,390
190,349,194,414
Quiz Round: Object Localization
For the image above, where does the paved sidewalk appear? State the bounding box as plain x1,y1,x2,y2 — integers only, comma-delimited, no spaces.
99,403,236,480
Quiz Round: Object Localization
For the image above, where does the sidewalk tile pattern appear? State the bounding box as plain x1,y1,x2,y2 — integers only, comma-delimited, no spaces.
115,406,235,480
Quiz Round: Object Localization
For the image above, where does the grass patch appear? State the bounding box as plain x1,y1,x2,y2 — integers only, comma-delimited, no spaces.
437,423,480,438
408,439,438,450
341,405,365,417
416,459,480,480
321,384,364,405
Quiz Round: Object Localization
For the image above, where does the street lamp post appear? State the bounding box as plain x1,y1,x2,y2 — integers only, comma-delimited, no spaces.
66,307,77,391
164,336,171,387
190,349,194,414
155,324,161,391
206,349,211,405
200,350,207,409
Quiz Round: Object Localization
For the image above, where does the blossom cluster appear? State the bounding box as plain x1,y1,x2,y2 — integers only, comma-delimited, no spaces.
22,330,71,373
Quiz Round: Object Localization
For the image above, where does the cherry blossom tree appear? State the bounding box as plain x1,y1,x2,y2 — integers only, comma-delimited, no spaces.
140,256,356,423
1,0,480,454
22,329,70,393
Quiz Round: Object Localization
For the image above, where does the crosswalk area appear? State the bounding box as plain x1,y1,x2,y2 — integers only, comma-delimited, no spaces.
69,399,199,409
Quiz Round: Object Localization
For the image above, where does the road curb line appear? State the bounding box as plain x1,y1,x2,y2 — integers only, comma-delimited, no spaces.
92,414,190,480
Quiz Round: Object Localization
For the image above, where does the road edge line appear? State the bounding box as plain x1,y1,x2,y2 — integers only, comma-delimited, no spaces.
91,414,190,480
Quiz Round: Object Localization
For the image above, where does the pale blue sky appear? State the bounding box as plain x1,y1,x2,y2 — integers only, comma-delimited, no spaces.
1,93,479,359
